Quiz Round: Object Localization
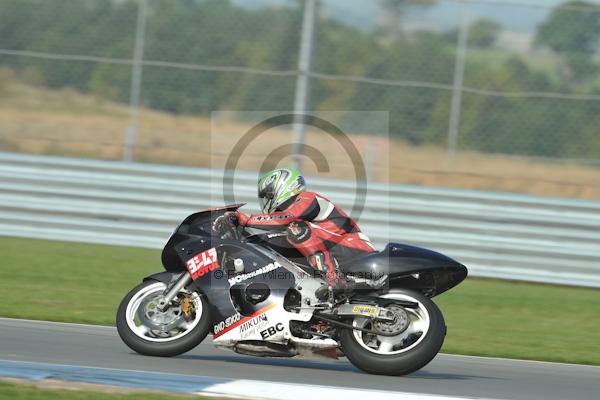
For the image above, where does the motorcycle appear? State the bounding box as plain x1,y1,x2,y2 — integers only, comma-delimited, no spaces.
116,204,467,376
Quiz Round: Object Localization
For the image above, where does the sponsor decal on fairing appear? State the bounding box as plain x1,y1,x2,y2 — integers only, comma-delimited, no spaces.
239,314,268,333
259,323,285,339
212,303,277,339
186,248,219,280
213,313,241,335
239,313,270,339
228,262,281,285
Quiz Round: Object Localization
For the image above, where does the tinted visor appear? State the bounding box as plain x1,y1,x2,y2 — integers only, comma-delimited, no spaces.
259,195,274,213
258,180,276,213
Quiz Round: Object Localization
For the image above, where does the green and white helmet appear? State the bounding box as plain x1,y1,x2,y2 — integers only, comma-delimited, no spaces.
257,168,306,213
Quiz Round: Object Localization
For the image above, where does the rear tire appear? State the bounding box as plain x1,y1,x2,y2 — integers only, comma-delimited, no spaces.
339,290,445,376
116,280,211,357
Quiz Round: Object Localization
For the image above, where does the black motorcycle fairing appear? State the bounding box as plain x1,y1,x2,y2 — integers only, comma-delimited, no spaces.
161,204,246,273
251,234,468,297
168,235,297,334
341,243,467,297
142,271,185,285
178,204,246,232
159,207,466,326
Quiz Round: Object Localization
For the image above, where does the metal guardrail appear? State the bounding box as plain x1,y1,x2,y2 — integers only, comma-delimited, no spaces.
0,151,599,288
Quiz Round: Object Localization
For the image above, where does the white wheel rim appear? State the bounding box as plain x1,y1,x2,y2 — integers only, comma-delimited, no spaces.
352,293,431,355
125,282,203,343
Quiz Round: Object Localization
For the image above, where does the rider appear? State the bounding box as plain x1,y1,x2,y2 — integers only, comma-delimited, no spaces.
225,168,376,300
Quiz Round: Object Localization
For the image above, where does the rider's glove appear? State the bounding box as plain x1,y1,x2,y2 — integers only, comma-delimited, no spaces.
212,211,250,236
212,212,237,234
223,211,239,225
235,211,250,227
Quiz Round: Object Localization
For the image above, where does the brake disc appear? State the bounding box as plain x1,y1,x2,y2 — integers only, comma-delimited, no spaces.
373,305,410,335
137,295,184,332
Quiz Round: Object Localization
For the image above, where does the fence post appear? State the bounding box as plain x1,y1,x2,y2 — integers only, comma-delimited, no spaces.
292,0,318,171
124,0,148,162
365,137,376,183
446,2,470,170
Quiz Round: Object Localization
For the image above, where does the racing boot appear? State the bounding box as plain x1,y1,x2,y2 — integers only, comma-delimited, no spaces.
315,280,355,302
310,252,353,301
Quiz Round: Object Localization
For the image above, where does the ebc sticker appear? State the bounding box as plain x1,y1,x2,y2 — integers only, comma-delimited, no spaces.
186,248,219,280
260,323,285,339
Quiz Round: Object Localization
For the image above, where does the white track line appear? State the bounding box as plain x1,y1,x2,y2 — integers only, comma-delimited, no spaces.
199,380,498,400
0,360,497,400
0,359,497,400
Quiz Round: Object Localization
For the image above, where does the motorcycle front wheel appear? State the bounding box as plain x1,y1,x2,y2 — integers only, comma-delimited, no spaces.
116,280,211,357
339,289,446,376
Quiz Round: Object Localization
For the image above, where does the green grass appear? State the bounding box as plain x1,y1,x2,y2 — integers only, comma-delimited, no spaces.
0,381,208,400
435,278,600,365
1,236,599,365
0,74,129,118
0,237,158,325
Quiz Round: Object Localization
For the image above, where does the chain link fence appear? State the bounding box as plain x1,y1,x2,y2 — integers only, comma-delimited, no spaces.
0,0,599,198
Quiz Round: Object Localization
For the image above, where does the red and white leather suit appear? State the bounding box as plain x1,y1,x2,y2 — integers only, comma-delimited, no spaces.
237,191,376,285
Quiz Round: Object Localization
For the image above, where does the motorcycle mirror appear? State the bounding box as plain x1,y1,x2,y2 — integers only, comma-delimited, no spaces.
244,282,270,305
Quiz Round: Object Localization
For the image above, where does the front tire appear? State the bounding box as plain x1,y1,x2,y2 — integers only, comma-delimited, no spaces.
116,280,211,357
339,290,445,376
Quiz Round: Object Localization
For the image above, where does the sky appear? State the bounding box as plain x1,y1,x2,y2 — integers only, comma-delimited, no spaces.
233,0,600,34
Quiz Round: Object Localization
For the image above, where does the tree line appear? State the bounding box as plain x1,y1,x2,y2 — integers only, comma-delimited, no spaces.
0,0,599,159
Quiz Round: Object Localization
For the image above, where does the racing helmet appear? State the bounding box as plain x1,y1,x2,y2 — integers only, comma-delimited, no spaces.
257,168,306,213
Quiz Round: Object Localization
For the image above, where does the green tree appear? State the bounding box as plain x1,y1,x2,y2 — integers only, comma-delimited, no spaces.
535,1,600,80
468,19,501,47
346,33,454,143
1,0,598,160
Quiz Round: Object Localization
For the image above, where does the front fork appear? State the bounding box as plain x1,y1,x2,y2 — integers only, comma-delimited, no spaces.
157,272,192,311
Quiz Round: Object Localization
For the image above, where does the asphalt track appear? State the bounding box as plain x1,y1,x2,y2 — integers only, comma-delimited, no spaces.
0,318,598,400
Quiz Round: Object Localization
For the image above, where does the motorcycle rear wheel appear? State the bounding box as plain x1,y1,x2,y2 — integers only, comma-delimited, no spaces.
339,289,445,376
116,280,211,357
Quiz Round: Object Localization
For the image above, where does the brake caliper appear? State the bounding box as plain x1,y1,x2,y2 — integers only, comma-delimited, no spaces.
179,295,195,321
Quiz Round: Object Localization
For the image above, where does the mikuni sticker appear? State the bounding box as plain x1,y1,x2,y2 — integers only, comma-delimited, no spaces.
228,261,281,285
239,314,270,339
186,248,219,280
